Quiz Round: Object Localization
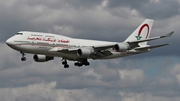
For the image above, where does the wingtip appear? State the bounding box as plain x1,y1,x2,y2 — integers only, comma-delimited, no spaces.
166,43,171,45
170,31,174,34
167,31,174,37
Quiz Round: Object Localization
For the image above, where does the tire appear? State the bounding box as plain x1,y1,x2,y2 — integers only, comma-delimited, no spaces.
21,57,26,61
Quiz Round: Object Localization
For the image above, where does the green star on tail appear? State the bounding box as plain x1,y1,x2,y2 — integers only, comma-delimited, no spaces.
135,35,142,40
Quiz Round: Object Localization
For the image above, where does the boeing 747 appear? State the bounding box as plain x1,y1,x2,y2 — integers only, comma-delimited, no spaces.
6,19,174,68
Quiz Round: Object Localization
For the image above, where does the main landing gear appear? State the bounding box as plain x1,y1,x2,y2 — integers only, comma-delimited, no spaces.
20,52,26,61
61,58,90,68
62,59,69,68
74,59,90,67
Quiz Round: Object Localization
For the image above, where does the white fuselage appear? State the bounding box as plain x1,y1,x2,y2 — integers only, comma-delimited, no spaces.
6,31,146,60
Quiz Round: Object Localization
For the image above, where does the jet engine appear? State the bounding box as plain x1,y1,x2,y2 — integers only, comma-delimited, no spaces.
77,48,94,57
33,54,54,62
114,43,129,52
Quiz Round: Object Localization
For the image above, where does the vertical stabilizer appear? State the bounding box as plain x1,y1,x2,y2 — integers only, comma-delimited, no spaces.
125,19,154,46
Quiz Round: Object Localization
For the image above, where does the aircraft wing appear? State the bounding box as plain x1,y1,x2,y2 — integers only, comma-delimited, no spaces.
49,44,115,58
92,44,116,51
49,47,78,54
50,43,116,52
127,31,174,44
90,50,113,59
49,43,115,52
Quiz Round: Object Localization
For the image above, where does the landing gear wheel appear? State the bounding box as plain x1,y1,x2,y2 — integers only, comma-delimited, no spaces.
74,59,90,67
21,57,26,61
62,61,67,65
84,62,90,66
20,52,26,61
74,62,79,66
78,63,83,67
62,58,69,68
64,64,69,68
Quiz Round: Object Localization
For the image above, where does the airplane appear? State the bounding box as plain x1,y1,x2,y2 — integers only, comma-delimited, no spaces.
6,19,174,68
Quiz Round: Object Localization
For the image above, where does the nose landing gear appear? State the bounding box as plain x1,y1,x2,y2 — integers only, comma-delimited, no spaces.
20,52,26,61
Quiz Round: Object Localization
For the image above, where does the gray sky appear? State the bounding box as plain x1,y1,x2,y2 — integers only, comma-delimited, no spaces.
0,0,180,101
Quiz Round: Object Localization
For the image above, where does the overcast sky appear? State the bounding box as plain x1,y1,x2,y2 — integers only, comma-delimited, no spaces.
0,0,180,101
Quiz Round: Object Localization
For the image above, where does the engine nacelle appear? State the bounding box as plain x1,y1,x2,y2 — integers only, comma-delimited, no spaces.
115,43,129,52
33,54,54,62
77,48,93,57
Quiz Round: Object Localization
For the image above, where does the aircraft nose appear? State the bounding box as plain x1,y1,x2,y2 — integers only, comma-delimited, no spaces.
6,37,14,46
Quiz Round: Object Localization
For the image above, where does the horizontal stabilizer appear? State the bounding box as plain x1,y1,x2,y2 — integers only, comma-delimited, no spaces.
160,31,174,38
128,31,174,44
134,43,170,50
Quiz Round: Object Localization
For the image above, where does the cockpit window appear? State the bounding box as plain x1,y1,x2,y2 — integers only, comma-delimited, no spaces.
16,33,23,35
